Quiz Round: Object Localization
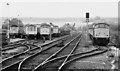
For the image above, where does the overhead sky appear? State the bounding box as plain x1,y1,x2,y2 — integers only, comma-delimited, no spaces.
0,0,118,18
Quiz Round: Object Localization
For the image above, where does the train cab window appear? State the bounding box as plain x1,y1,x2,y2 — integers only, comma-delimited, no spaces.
32,26,36,31
99,24,105,28
104,25,109,29
27,26,36,31
94,23,109,29
94,25,99,28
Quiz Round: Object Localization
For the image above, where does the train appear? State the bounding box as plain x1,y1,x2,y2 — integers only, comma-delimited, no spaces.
24,24,38,39
9,25,19,38
24,23,70,40
9,25,25,38
52,25,60,37
39,23,53,40
7,22,71,40
88,22,110,46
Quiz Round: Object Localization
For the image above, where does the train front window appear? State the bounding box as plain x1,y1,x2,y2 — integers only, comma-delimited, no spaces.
105,25,109,28
99,24,105,28
28,26,36,31
95,25,99,28
94,23,109,29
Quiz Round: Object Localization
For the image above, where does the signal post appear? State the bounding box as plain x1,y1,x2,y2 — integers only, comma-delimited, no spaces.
86,12,90,42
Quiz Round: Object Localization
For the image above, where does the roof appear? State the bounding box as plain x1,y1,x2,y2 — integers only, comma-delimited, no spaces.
0,29,7,33
94,23,109,26
54,25,58,27
10,25,18,27
25,24,37,27
40,23,51,27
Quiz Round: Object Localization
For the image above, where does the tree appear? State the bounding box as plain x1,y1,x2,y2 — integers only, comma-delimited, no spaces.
2,19,10,29
9,18,23,27
2,18,24,29
60,23,76,31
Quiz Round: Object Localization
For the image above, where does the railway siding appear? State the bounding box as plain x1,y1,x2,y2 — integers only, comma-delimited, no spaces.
32,33,82,71
2,45,28,59
63,31,119,70
1,35,70,71
18,33,79,71
33,31,114,71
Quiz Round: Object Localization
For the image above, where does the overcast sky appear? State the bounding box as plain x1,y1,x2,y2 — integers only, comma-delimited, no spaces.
1,0,118,18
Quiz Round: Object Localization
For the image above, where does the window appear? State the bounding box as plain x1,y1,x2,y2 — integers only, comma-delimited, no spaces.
99,24,104,28
95,24,109,28
27,26,36,31
94,25,99,28
104,25,109,28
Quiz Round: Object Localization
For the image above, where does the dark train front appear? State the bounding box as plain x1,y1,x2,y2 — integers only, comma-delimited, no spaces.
89,23,110,46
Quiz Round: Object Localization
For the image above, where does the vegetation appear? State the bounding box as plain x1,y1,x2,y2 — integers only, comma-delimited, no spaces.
2,18,24,29
60,23,76,31
110,24,120,48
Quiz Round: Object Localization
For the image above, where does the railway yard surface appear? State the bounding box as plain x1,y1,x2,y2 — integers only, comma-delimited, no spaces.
1,31,120,71
9,39,25,43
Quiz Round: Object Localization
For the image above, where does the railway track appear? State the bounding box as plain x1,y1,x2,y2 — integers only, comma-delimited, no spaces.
2,39,42,50
2,36,59,51
1,35,70,71
3,36,59,48
34,47,108,71
2,43,44,60
30,34,82,71
60,49,108,70
2,44,29,59
32,36,109,71
2,39,45,60
18,33,80,71
3,39,26,48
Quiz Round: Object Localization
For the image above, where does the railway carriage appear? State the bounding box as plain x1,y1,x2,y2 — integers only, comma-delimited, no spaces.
25,24,37,39
92,23,110,46
9,25,19,38
39,23,52,40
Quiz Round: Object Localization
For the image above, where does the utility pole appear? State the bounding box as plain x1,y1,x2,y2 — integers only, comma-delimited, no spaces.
86,12,90,41
7,3,10,39
18,14,20,38
50,22,53,40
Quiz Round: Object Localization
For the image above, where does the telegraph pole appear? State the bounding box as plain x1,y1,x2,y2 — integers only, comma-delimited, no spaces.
50,22,52,40
86,12,90,41
7,3,10,39
18,14,20,38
